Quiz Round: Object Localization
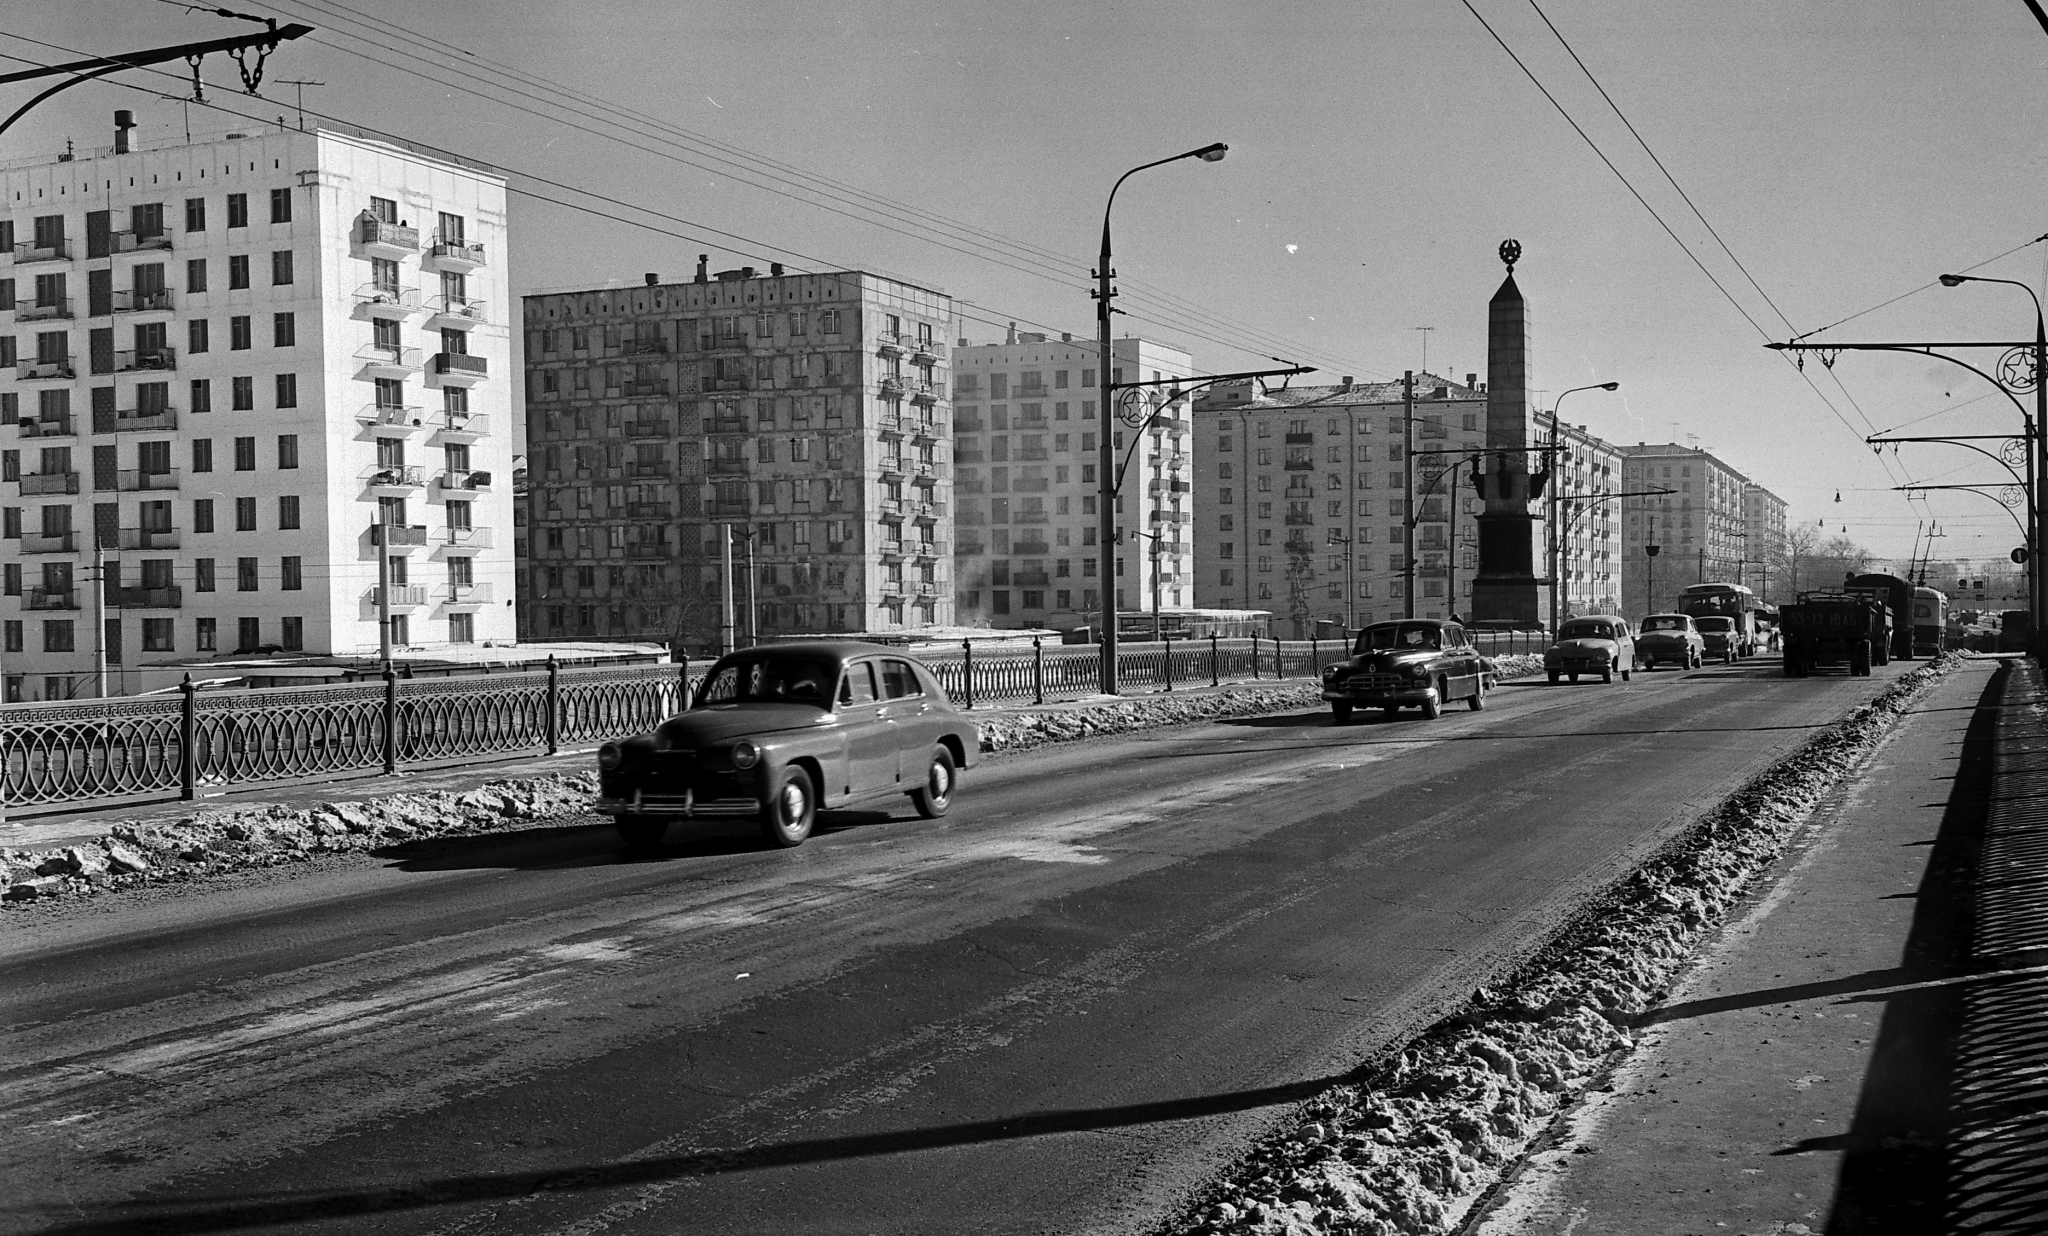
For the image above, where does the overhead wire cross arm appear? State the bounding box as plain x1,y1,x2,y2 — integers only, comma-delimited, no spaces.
0,21,314,139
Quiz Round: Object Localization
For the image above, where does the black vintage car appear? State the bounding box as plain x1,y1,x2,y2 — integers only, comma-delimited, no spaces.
1319,619,1489,721
596,641,979,850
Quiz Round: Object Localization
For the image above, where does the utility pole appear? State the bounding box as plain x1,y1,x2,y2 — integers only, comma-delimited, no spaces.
92,537,107,699
720,523,735,656
375,523,393,670
1403,371,1416,619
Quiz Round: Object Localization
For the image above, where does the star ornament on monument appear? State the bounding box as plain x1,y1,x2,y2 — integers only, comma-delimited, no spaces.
1499,239,1522,274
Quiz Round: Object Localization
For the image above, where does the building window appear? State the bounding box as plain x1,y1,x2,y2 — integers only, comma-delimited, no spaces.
226,193,248,228
273,312,295,346
269,187,292,223
229,315,251,350
271,250,293,285
275,373,297,408
186,259,207,293
280,616,303,651
235,497,256,531
281,556,302,590
234,436,256,471
449,612,475,644
277,434,298,469
237,557,258,591
194,557,215,591
228,254,249,289
237,616,261,651
188,318,209,355
191,378,211,414
42,620,72,653
184,197,206,232
142,617,174,652
2,622,18,653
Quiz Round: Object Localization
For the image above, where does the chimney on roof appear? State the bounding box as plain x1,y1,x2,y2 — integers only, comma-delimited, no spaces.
1341,376,1354,388
114,110,135,154
957,337,969,347
1006,321,1017,344
770,262,784,277
643,272,658,286
694,254,709,283
1466,373,1477,389
1061,332,1072,342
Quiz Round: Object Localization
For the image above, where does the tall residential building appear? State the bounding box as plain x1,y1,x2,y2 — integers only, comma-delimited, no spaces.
1618,444,1751,616
1542,416,1626,619
950,333,1195,629
1742,481,1788,601
0,122,515,700
521,261,953,645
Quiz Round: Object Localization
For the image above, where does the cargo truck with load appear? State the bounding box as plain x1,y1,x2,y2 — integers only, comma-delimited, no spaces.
1780,590,1891,677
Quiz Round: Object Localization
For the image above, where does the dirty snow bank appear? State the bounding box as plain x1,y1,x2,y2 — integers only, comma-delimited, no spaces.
1167,653,1964,1236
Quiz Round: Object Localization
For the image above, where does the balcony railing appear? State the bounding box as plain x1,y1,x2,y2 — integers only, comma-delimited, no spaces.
366,585,428,608
94,407,177,434
13,240,70,264
622,378,669,397
957,541,986,556
425,293,486,325
109,586,182,609
1014,571,1052,587
706,499,752,518
355,343,424,374
116,527,180,550
18,472,78,495
116,468,179,491
110,231,172,254
19,357,74,380
16,298,71,321
623,459,672,478
912,540,946,557
705,457,748,475
356,218,420,252
431,412,490,441
1012,541,1051,556
441,582,495,603
21,532,76,553
357,403,425,428
1013,510,1050,524
361,465,425,489
371,524,430,547
1012,477,1050,493
912,337,944,361
622,336,669,356
110,288,174,313
433,352,488,381
429,239,486,268
621,419,669,437
17,416,73,438
438,469,492,493
877,375,906,397
443,526,493,548
353,283,422,318
24,588,76,611
113,347,177,373
626,500,671,519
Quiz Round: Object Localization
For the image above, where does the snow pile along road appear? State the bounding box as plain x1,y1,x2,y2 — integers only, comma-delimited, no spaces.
1169,654,1964,1236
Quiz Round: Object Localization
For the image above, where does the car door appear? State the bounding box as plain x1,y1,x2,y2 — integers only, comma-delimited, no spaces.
836,660,898,798
877,658,935,779
1445,624,1477,698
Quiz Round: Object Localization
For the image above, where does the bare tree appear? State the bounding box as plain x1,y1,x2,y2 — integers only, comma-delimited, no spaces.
1772,522,1820,601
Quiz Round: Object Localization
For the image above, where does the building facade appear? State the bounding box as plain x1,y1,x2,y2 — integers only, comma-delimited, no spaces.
1543,414,1625,620
521,261,953,646
1742,481,1788,601
1618,444,1750,617
0,123,515,699
950,332,1195,629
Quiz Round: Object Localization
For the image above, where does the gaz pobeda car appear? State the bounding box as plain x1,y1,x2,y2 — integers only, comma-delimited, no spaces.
596,641,979,850
1320,618,1489,721
1543,615,1636,684
1636,613,1706,671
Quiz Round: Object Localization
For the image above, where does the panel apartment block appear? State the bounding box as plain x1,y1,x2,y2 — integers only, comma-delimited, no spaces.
1619,443,1753,616
0,123,515,699
950,333,1194,629
521,263,953,645
1742,481,1788,601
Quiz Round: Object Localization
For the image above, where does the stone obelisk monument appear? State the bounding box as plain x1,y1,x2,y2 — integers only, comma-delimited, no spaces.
1470,239,1543,627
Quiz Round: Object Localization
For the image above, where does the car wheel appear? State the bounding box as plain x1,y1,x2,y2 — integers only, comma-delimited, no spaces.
1568,672,1579,683
1601,665,1614,684
758,766,817,848
1421,683,1443,720
1331,701,1354,722
615,814,668,852
910,746,956,819
1547,670,1560,684
1468,680,1486,710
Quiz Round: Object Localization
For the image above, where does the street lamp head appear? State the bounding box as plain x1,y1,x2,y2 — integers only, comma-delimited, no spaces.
1195,143,1228,162
1939,274,1968,287
1597,381,1620,391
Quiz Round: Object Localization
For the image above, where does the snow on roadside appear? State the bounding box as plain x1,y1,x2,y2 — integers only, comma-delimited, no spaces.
1165,654,1965,1236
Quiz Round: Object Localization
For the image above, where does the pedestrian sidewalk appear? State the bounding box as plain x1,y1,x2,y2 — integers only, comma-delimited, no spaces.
1470,655,2034,1234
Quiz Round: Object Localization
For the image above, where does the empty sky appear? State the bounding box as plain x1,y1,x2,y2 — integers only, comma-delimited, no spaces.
7,0,2048,570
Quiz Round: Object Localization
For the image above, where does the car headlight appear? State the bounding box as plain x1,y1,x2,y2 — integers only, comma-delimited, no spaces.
1404,663,1430,679
730,740,760,770
597,743,624,772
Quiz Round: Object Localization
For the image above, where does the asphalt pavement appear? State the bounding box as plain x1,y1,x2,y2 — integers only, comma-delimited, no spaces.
0,654,1919,1236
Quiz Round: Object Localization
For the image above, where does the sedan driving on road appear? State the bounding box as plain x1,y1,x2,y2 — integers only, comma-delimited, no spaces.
1544,615,1635,684
596,641,979,850
1321,619,1488,721
1637,613,1706,671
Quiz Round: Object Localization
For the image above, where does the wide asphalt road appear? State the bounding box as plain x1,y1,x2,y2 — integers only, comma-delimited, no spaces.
0,656,1914,1236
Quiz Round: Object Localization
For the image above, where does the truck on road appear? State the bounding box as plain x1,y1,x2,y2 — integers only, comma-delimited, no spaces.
1780,590,1890,677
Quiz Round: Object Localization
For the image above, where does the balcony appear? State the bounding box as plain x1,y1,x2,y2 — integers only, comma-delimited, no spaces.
912,417,942,441
18,472,78,496
352,283,422,320
443,526,493,549
358,403,426,429
878,540,905,559
877,334,905,359
955,415,985,433
430,412,489,443
438,469,492,494
1013,540,1051,556
624,542,671,560
1018,447,1050,461
424,293,487,328
708,375,752,392
19,357,74,380
910,384,939,407
916,583,943,597
16,298,71,321
707,415,748,435
110,231,172,254
622,378,670,397
912,337,944,362
355,343,424,376
361,465,425,492
366,585,428,608
957,541,986,556
356,218,420,255
626,500,670,519
433,352,488,383
24,588,76,611
17,416,73,438
875,412,906,436
428,239,487,270
1015,571,1052,588
94,407,177,434
12,240,70,264
116,526,180,550
110,288,174,314
621,419,669,438
1013,510,1050,524
705,457,748,475
913,539,945,557
913,461,943,482
1012,477,1050,493
109,586,182,609
21,532,75,553
879,457,907,478
1151,509,1191,525
1283,512,1316,527
706,499,752,519
112,348,177,373
877,375,906,398
440,581,494,604
1284,432,1315,444
371,524,430,547
622,336,669,356
1282,458,1315,471
116,468,179,491
623,459,672,479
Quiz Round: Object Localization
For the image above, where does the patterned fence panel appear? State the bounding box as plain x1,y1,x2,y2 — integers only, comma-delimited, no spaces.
396,672,551,763
0,695,186,807
556,664,691,746
193,681,389,788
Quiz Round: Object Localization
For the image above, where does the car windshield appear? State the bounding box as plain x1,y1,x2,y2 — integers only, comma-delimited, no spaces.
1641,616,1688,632
1694,617,1733,632
1559,621,1615,641
1356,622,1443,653
695,656,836,707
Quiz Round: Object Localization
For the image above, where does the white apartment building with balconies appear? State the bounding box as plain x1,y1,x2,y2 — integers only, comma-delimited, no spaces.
0,122,515,698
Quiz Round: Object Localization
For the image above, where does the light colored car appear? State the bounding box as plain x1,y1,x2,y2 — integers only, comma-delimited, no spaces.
1694,615,1742,662
1544,615,1635,684
1636,613,1705,671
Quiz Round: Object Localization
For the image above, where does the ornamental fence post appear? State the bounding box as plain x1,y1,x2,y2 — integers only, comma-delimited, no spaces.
178,672,197,800
1164,634,1174,691
1276,638,1285,679
544,655,560,756
963,638,975,710
678,649,692,711
1251,634,1261,679
1311,637,1319,676
1032,637,1044,705
382,664,399,776
1210,632,1220,686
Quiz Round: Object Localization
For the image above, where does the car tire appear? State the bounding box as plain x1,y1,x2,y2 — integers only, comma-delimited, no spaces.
1568,672,1579,683
1331,702,1354,722
615,815,668,852
758,766,817,848
910,746,955,819
1468,681,1487,710
1601,665,1614,684
1421,685,1443,720
1548,671,1560,684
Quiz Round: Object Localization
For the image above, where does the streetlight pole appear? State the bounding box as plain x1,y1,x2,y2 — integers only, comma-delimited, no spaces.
1096,141,1227,694
1544,382,1620,640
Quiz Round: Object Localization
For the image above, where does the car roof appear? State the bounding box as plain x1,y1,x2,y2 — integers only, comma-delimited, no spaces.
1563,614,1625,623
1363,618,1460,630
713,640,912,666
1643,613,1691,620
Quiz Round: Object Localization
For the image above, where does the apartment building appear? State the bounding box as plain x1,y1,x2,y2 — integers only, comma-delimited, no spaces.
1742,481,1788,601
521,260,953,645
0,122,515,699
1543,417,1626,620
1618,443,1751,616
950,332,1195,629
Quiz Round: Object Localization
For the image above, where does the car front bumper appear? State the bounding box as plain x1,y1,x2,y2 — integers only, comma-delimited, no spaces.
1322,686,1439,706
595,787,764,818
